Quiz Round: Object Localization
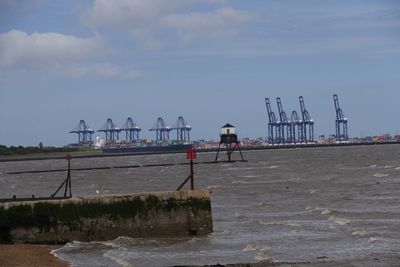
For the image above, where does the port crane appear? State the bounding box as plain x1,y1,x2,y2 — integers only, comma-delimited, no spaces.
172,116,191,142
120,117,141,141
333,94,348,141
70,120,94,144
276,97,292,144
299,96,314,143
149,117,171,141
290,111,303,143
265,98,281,144
98,118,121,141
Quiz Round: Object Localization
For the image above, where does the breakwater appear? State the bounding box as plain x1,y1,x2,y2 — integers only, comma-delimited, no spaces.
0,190,213,244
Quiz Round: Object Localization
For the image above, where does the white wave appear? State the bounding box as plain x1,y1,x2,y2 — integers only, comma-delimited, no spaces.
101,240,121,248
220,164,233,168
182,237,203,245
370,164,378,168
232,180,251,184
103,250,134,267
254,249,277,262
268,165,278,169
321,208,333,215
258,220,302,227
112,236,137,244
224,166,261,172
329,215,350,225
306,206,324,212
395,167,400,170
206,185,222,189
309,189,319,194
61,240,85,248
365,237,391,247
241,175,261,178
50,249,70,266
373,173,390,178
242,244,257,252
353,196,398,201
352,230,369,236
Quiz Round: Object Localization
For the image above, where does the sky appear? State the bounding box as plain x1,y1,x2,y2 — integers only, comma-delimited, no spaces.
0,0,399,146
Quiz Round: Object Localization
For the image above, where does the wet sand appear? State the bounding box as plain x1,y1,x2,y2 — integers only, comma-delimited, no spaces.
0,244,69,267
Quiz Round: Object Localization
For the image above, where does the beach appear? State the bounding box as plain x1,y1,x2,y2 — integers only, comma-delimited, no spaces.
0,244,69,267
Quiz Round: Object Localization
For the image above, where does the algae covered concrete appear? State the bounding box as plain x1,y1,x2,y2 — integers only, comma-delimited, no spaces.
0,190,213,244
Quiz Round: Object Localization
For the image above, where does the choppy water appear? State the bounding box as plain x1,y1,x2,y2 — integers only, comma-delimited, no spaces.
1,145,400,266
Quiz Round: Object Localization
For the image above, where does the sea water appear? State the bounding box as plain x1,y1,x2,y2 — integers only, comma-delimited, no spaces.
1,145,400,266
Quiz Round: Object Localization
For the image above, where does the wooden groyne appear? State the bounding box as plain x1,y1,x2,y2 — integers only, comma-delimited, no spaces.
0,190,213,244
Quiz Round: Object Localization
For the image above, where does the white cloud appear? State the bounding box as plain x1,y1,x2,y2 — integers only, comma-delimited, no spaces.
0,29,143,78
81,0,248,47
65,63,120,77
0,29,100,70
82,0,163,28
66,64,142,79
165,7,250,41
130,28,163,49
0,0,46,10
125,69,142,79
81,0,175,49
82,0,226,27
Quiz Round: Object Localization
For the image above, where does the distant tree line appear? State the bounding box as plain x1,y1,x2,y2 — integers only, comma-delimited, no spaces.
0,144,86,156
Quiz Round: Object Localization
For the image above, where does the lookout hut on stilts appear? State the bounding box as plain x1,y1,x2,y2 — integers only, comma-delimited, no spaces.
214,123,245,162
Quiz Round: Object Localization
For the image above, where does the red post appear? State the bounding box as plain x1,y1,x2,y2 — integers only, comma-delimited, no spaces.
190,160,194,190
177,148,197,191
186,147,197,160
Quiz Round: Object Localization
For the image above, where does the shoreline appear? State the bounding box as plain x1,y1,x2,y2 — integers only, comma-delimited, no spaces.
0,244,70,267
1,244,395,267
0,140,399,162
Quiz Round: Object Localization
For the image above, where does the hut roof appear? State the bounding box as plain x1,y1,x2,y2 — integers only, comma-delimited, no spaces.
222,123,234,128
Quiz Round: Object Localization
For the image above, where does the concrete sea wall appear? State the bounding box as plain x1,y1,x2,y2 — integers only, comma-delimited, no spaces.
0,190,213,244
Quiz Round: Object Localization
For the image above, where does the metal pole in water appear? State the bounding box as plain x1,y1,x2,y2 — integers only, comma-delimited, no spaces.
177,148,197,191
64,153,72,197
68,158,72,197
190,159,194,190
